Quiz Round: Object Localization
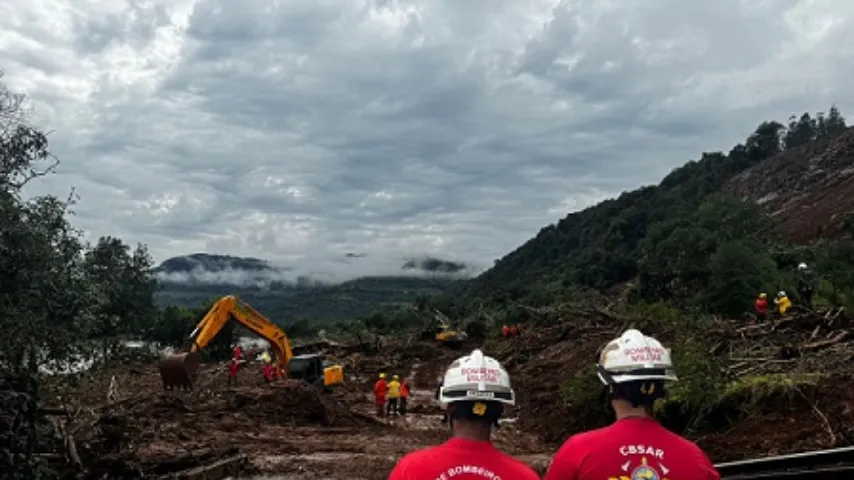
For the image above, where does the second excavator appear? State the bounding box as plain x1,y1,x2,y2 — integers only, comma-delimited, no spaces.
158,295,344,391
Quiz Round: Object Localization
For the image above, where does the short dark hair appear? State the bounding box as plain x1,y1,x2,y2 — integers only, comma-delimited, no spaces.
608,380,666,408
448,400,504,425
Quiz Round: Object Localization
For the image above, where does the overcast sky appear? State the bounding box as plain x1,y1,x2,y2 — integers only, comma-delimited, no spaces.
1,0,852,277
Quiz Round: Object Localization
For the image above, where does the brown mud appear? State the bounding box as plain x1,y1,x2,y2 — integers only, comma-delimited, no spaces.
43,307,854,479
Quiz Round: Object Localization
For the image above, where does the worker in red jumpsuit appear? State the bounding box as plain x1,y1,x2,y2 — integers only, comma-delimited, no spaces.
374,373,388,418
227,359,239,385
388,349,539,480
262,363,274,383
754,293,768,322
543,329,720,480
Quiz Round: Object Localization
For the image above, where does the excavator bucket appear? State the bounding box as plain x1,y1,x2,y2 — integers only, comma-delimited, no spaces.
158,352,201,390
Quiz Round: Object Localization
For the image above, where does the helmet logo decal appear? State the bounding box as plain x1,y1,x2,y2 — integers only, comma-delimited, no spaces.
461,367,500,383
623,346,664,363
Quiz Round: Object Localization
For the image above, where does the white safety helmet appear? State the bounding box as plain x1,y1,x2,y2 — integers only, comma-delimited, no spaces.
439,349,515,406
798,262,808,270
778,291,786,297
596,329,677,385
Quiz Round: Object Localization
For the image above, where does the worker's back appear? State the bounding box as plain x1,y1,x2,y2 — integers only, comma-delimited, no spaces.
544,417,719,480
389,438,538,480
387,380,401,398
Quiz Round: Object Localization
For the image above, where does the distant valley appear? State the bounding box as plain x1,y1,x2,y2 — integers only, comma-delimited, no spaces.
154,253,472,324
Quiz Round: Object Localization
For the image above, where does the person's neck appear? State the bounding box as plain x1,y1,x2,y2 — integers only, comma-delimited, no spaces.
452,421,492,442
612,400,652,421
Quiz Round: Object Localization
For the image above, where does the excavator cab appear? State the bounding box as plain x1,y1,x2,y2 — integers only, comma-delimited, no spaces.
289,354,344,390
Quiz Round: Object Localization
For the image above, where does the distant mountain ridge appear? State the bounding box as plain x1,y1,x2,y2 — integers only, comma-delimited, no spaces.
153,252,472,323
157,253,284,274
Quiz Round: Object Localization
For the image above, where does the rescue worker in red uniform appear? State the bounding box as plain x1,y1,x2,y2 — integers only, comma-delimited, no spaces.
754,293,768,322
399,379,410,416
543,329,720,480
374,373,388,418
388,349,539,480
227,358,239,385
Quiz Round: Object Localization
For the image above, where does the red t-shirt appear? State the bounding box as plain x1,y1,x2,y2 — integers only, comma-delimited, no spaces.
388,437,539,480
543,417,720,480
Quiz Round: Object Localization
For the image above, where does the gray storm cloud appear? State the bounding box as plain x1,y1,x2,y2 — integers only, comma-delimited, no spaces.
1,0,853,265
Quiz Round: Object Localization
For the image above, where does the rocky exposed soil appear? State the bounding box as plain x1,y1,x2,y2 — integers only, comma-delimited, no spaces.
723,127,854,243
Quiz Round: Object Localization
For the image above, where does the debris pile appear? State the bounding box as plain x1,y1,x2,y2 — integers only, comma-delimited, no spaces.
44,366,387,478
490,306,854,456
35,306,854,478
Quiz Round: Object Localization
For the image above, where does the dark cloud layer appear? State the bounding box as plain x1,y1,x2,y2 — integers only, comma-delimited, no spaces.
1,0,853,280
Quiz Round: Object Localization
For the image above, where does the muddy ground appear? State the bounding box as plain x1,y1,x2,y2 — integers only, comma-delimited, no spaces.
43,307,854,479
47,347,551,479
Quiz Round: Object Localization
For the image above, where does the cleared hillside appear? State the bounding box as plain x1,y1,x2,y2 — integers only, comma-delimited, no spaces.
724,127,854,243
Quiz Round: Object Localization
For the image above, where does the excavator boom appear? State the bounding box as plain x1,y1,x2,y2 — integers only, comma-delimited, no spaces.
158,295,295,390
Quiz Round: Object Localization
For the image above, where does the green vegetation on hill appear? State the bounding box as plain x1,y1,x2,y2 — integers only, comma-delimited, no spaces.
155,275,461,326
443,106,852,318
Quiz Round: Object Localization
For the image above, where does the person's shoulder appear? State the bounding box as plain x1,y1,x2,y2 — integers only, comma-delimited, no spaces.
498,453,540,479
561,423,614,447
395,444,440,466
656,428,715,463
388,447,434,479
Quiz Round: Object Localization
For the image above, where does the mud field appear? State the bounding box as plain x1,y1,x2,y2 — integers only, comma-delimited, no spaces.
42,307,854,479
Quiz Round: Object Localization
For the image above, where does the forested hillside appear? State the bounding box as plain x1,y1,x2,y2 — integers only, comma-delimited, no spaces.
448,107,853,317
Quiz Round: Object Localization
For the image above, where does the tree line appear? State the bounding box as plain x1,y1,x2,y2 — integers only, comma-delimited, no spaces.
447,104,852,323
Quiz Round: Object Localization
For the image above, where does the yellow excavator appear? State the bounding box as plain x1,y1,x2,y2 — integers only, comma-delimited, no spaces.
158,295,344,391
422,309,468,346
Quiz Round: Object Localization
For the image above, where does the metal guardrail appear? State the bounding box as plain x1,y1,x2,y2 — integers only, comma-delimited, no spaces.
715,446,854,479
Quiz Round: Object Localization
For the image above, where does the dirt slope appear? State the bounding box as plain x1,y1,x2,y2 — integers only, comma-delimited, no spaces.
723,128,854,243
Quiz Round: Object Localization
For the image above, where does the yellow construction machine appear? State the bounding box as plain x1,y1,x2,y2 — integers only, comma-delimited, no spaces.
158,295,344,391
422,309,468,346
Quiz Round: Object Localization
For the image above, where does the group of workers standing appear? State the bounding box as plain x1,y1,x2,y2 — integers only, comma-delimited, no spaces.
373,373,411,417
500,323,524,338
753,262,816,319
388,329,721,480
226,344,279,384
